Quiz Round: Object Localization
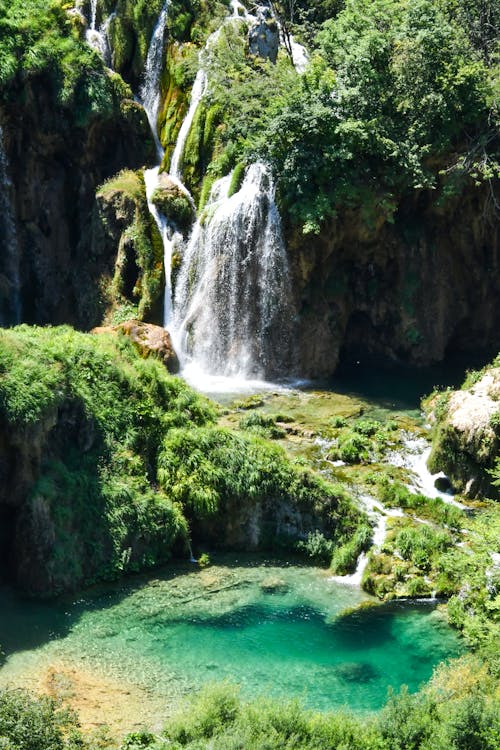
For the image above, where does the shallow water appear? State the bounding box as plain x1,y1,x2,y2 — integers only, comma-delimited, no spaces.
0,560,463,721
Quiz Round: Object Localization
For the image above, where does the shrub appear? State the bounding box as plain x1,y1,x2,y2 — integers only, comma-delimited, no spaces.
0,689,84,750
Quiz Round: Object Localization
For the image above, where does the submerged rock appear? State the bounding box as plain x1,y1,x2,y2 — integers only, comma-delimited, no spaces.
260,576,289,594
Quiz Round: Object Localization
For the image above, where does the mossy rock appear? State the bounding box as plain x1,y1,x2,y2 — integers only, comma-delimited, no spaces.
151,174,195,232
95,169,165,324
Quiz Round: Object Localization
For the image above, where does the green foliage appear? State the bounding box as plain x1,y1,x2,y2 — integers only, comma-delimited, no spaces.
297,530,335,564
0,326,366,588
227,161,246,197
173,19,298,195
157,425,361,545
239,412,286,440
151,184,194,232
330,523,373,574
374,475,464,527
257,0,498,232
0,0,124,127
336,432,372,463
116,674,500,750
0,689,84,750
0,325,214,590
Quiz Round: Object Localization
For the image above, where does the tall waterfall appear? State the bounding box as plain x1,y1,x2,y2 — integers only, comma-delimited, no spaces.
140,1,170,158
173,163,294,379
90,0,98,30
138,1,296,381
141,1,176,326
0,126,21,326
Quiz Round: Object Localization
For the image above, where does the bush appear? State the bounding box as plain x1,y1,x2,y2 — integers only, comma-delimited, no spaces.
0,689,84,750
239,412,286,440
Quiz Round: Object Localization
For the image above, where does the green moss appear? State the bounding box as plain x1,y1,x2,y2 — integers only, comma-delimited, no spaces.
227,162,246,198
97,169,165,323
151,184,194,231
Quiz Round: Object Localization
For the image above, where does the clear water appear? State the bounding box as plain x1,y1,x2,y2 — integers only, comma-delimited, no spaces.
0,560,463,717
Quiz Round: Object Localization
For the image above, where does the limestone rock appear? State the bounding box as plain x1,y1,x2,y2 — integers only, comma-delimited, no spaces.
426,366,500,498
287,180,500,377
248,7,279,63
0,70,155,330
92,319,180,373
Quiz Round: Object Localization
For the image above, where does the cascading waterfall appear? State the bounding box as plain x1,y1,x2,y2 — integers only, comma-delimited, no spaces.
140,1,170,158
0,126,21,326
140,1,179,327
139,0,298,378
85,0,112,63
144,167,185,328
90,0,98,30
173,162,294,379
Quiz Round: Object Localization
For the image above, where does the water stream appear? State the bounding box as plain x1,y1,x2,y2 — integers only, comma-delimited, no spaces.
139,1,170,159
85,0,112,64
169,69,207,181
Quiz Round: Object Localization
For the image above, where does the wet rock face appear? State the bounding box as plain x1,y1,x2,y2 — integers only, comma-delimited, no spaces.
288,184,500,377
92,319,180,373
0,75,155,330
0,401,98,591
248,7,279,63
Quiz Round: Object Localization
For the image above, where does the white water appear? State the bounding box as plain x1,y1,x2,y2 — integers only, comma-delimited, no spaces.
331,494,389,586
289,36,308,73
85,1,113,64
135,2,301,384
144,167,185,327
169,69,207,180
387,436,466,509
0,126,21,325
90,0,97,29
140,1,170,159
173,162,294,380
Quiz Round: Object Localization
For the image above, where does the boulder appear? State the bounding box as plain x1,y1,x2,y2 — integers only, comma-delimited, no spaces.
92,319,180,373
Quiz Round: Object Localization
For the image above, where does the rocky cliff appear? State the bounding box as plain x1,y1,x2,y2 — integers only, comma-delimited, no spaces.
288,180,500,377
0,70,155,330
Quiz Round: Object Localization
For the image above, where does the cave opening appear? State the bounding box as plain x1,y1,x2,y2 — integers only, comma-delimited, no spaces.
336,311,390,371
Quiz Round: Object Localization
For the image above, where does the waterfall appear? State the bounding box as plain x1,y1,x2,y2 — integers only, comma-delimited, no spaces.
138,2,295,382
0,126,21,326
90,0,98,30
144,167,185,328
173,162,294,379
140,1,169,159
169,69,207,180
85,0,114,65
